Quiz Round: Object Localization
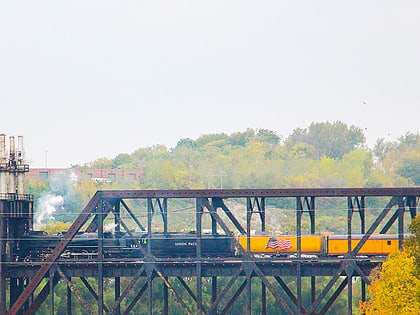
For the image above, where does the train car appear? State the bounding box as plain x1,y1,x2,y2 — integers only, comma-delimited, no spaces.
326,234,408,256
237,235,325,256
124,232,235,258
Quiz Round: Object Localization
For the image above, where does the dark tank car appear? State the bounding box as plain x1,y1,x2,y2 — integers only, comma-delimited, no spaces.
123,232,235,258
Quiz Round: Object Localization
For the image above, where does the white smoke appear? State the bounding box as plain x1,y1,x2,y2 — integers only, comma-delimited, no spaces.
34,193,65,225
104,223,118,232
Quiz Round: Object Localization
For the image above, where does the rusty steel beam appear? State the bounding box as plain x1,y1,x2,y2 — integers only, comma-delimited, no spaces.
6,188,420,314
100,187,420,199
7,192,102,315
80,277,110,314
22,277,60,315
56,266,96,315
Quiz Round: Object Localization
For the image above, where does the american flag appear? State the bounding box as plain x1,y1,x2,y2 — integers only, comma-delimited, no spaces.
266,238,292,250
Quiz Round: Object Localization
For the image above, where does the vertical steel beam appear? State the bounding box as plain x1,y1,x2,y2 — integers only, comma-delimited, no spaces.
361,281,366,308
308,197,316,234
398,197,405,249
211,277,217,315
49,269,55,315
296,197,303,314
311,277,316,306
347,197,354,257
114,200,121,315
157,198,168,235
98,200,104,315
0,203,6,315
67,277,72,315
406,196,417,219
147,272,153,315
261,282,266,315
246,198,251,254
260,198,266,232
359,197,366,233
147,198,153,255
196,198,203,315
246,274,252,315
114,278,121,315
163,277,168,315
348,276,353,315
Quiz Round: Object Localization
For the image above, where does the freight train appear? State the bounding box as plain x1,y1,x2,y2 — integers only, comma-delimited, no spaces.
14,230,408,262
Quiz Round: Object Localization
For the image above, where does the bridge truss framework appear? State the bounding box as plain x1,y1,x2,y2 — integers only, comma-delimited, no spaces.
1,188,419,315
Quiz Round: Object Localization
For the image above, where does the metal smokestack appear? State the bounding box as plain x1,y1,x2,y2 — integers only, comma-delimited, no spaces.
17,136,23,164
17,136,25,195
0,134,6,194
8,136,16,194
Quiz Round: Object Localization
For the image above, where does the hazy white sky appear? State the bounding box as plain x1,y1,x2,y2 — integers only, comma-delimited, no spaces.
1,1,419,168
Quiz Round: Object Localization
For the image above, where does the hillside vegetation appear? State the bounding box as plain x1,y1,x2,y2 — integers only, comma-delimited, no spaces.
81,121,419,189
26,121,420,228
24,121,420,314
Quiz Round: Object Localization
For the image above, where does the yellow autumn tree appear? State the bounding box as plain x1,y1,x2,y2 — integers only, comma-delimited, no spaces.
360,251,420,314
361,216,420,314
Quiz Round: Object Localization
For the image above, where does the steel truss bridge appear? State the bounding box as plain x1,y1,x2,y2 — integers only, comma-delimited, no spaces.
1,188,419,315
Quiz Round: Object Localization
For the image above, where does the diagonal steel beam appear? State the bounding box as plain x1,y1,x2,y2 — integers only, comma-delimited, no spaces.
120,199,146,231
306,266,344,314
220,279,247,315
56,265,96,315
108,264,146,315
8,192,102,315
177,276,210,314
85,198,113,233
80,277,109,313
250,262,295,315
353,263,372,285
212,198,246,234
112,206,135,234
274,276,307,314
177,277,198,304
153,268,194,315
380,198,405,234
202,198,246,256
351,196,399,256
206,268,242,315
122,282,148,315
318,278,348,315
22,277,60,315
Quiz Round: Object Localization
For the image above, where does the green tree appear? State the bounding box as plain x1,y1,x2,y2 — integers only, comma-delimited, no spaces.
286,121,366,159
112,153,131,168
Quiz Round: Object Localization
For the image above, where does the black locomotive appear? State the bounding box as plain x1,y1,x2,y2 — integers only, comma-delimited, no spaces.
16,230,235,262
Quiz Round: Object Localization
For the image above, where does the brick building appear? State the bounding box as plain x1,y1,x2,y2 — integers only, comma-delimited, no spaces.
26,168,143,183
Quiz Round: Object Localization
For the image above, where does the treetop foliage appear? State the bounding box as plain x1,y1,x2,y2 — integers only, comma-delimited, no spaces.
25,121,420,223
80,121,418,190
